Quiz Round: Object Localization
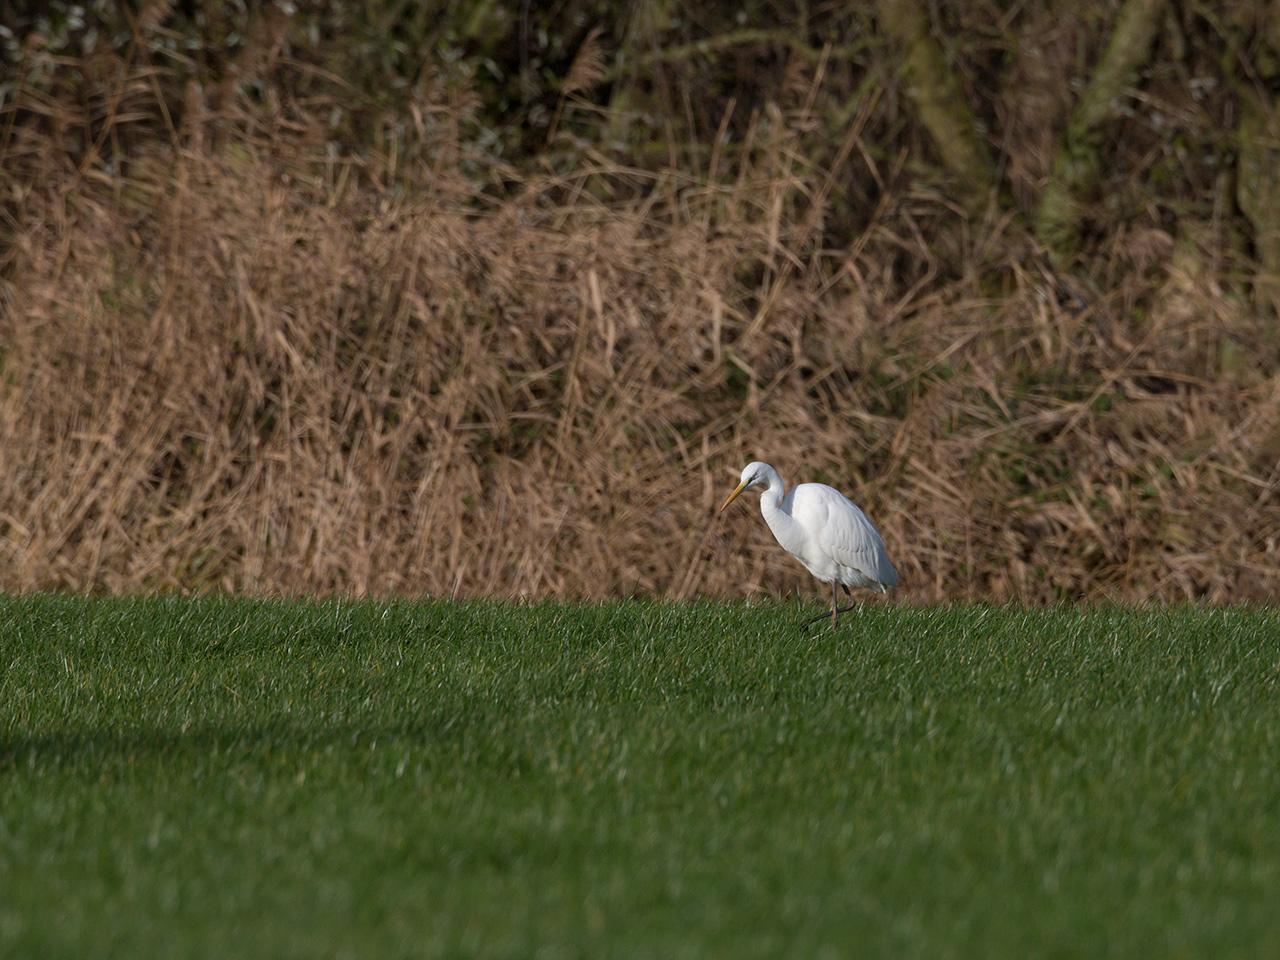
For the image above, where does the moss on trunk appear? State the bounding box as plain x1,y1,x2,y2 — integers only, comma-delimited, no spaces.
1235,19,1280,319
876,0,996,212
1034,0,1169,263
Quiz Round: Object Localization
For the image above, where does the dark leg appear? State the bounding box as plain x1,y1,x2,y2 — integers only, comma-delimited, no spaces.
802,581,838,629
839,583,862,620
801,608,830,629
800,582,861,630
839,584,862,618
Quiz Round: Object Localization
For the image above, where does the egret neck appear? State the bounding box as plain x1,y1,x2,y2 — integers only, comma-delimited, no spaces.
755,466,807,560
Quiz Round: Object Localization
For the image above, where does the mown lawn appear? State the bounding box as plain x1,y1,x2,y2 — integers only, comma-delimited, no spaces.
2,596,1278,958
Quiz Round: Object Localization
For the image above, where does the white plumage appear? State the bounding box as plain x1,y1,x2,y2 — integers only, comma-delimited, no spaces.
720,460,898,627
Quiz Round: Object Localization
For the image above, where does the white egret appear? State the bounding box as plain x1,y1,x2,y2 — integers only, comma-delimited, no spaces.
720,461,898,628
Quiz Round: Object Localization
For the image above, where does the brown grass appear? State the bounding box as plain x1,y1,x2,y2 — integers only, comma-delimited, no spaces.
1,25,1278,603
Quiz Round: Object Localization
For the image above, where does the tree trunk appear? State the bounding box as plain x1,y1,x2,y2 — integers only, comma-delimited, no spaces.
1034,0,1169,263
1235,12,1280,319
876,0,996,212
1237,92,1280,317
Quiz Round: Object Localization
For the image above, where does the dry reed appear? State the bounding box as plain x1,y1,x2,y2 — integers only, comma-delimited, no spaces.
1,21,1277,603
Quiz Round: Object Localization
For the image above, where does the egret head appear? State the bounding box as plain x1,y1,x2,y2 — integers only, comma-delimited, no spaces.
719,461,771,511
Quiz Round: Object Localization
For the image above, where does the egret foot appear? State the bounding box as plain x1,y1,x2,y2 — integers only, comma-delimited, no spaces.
801,603,860,630
800,581,860,631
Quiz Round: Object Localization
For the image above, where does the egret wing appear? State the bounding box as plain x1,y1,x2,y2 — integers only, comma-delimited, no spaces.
791,483,899,587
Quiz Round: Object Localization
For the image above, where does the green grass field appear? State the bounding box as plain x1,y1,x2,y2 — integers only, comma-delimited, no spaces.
2,597,1278,958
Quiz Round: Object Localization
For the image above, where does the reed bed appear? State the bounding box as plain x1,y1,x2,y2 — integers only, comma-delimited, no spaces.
1,4,1277,601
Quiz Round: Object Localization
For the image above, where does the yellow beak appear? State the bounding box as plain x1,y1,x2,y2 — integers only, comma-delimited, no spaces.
719,480,748,512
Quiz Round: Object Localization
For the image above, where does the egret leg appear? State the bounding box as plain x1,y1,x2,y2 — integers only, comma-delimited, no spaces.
800,602,861,630
799,582,860,630
838,584,862,625
801,608,830,629
801,581,837,629
838,583,863,622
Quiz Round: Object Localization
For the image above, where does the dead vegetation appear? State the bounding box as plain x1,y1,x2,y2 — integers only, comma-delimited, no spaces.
1,2,1278,602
